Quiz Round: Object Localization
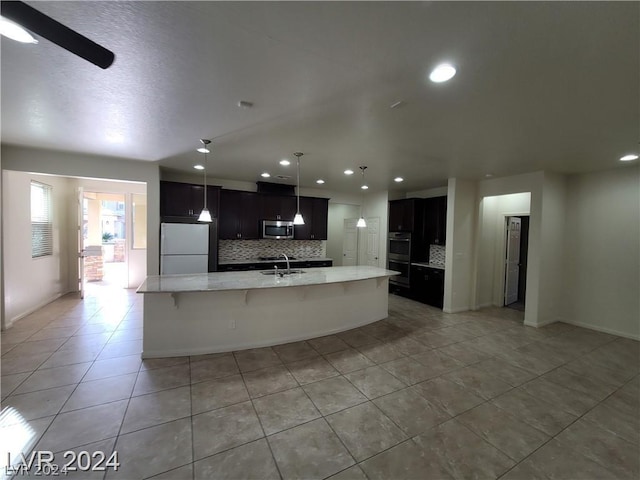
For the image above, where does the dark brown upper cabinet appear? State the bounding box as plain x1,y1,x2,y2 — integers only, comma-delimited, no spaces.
160,181,219,221
260,194,297,222
388,198,423,232
294,197,329,240
424,196,447,245
218,190,260,240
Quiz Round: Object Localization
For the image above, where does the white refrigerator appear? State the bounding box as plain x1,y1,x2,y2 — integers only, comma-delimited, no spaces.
160,223,211,274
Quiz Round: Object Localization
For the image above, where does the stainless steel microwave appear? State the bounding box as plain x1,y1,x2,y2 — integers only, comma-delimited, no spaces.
262,220,294,239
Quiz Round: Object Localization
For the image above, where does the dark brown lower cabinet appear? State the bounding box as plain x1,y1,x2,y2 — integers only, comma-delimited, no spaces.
410,265,444,309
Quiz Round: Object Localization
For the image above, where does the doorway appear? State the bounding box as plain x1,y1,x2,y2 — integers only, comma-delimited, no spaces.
80,191,128,295
342,219,358,266
504,215,529,310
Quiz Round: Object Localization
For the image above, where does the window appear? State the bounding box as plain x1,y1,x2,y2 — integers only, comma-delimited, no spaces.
31,181,53,258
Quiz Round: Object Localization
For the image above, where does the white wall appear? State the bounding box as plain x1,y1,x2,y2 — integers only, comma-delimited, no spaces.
536,173,567,325
406,186,448,198
444,178,477,313
2,171,73,325
563,165,640,339
327,203,360,266
0,153,4,329
1,145,160,279
475,193,531,308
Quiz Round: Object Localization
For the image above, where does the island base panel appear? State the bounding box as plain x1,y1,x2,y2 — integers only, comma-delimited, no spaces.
142,278,389,358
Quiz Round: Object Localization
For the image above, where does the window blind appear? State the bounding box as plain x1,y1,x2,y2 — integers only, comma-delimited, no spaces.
31,181,53,258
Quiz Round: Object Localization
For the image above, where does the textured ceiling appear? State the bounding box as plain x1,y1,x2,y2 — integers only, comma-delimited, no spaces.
1,1,638,193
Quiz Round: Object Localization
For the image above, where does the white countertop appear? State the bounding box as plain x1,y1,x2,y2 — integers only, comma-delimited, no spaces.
219,257,333,265
138,266,399,294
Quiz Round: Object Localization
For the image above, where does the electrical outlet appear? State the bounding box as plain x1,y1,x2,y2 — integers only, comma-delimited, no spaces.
229,318,236,329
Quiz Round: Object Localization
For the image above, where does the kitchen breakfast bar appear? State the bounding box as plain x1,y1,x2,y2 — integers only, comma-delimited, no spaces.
137,266,399,358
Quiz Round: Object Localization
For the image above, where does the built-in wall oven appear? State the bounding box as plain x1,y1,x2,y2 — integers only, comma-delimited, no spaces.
388,232,411,287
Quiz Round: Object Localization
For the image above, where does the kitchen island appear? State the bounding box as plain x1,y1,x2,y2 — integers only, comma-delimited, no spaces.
137,266,399,358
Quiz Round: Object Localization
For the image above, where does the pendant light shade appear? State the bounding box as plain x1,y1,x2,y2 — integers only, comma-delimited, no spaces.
198,139,212,223
198,208,212,223
293,152,305,225
357,166,367,228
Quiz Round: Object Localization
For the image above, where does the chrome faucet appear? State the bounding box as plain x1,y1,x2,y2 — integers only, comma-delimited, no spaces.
280,253,291,275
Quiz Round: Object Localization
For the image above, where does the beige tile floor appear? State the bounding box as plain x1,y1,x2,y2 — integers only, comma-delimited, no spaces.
1,288,639,479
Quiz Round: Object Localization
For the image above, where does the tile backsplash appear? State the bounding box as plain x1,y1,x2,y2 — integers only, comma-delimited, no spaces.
219,239,326,261
429,244,446,265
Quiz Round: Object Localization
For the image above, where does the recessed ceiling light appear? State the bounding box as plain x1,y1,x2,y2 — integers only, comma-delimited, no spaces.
394,177,404,183
261,172,270,178
485,173,493,178
429,63,456,83
280,159,290,166
193,165,204,170
0,17,38,44
361,185,369,190
620,154,638,162
197,147,210,153
316,179,325,184
344,169,354,175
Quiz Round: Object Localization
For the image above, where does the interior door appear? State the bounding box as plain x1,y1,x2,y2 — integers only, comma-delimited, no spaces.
365,217,380,267
504,216,521,305
77,187,85,299
342,219,358,266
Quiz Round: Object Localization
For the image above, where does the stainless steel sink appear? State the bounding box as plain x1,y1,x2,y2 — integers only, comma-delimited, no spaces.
260,269,306,276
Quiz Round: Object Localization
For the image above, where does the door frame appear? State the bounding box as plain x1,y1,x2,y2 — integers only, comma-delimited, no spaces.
80,189,130,289
342,218,358,266
496,213,530,307
504,216,521,306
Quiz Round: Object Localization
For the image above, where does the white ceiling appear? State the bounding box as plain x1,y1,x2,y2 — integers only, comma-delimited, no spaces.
2,2,638,193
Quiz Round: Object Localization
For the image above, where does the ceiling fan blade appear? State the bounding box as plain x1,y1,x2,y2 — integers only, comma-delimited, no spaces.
1,1,114,69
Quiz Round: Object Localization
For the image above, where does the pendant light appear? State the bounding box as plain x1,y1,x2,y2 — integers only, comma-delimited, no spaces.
293,152,305,225
357,166,367,228
197,139,212,222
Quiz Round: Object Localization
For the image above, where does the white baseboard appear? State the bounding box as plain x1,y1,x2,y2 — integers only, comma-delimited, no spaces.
562,319,640,341
443,306,471,314
471,303,494,311
523,318,556,328
5,291,69,328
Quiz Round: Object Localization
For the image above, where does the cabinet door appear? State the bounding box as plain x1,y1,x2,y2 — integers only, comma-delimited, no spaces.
410,265,427,302
424,196,447,245
160,181,196,218
388,199,415,232
426,268,445,308
261,194,296,221
310,198,329,240
160,181,219,221
206,186,220,219
293,197,314,240
388,200,405,231
219,190,241,239
238,191,260,239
